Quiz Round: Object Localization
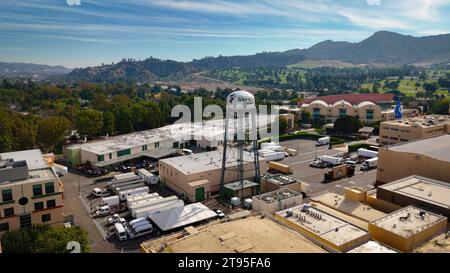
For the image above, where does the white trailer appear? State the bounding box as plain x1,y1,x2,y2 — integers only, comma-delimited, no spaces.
112,173,139,183
259,151,285,161
130,196,179,218
101,196,120,208
108,177,142,189
126,193,159,208
319,155,343,166
128,196,164,211
118,186,149,202
137,169,158,185
113,182,146,194
316,136,330,146
132,199,184,219
357,148,378,158
361,157,378,171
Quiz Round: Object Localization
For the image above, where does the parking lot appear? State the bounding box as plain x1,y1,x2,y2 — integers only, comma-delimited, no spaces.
274,139,377,195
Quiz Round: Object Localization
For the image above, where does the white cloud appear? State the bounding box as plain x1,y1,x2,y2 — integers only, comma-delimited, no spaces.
66,0,81,6
366,0,381,6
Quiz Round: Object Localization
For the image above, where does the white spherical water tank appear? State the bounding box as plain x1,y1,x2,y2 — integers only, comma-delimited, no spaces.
226,90,255,108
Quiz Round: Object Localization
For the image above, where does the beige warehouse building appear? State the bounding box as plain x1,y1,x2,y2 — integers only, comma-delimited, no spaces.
0,150,64,235
379,115,449,145
377,134,450,185
158,149,267,202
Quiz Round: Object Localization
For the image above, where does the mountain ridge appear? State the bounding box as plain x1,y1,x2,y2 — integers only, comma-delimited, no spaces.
3,31,450,82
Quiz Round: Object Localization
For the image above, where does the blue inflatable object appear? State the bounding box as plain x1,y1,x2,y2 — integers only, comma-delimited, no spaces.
394,98,403,119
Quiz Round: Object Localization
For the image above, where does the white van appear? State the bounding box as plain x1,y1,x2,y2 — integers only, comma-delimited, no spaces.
114,223,127,241
128,222,153,239
92,188,103,197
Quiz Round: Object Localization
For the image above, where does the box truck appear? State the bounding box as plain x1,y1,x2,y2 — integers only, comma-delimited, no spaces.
360,157,378,171
324,164,355,182
357,148,378,158
316,137,330,146
118,186,149,202
101,195,120,208
319,155,343,166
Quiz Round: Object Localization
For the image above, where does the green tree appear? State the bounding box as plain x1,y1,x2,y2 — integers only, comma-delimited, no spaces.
33,226,90,253
431,98,450,115
279,116,288,134
0,225,50,253
36,116,71,152
333,116,361,134
102,111,115,136
115,105,133,134
11,115,36,150
75,109,103,138
0,107,14,152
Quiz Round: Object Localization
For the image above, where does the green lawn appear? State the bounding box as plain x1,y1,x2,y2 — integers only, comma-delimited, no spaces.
362,79,449,97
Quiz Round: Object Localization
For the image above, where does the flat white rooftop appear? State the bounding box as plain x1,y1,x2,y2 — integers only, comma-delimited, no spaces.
159,148,262,175
389,134,450,162
67,115,276,155
378,175,450,209
370,206,447,238
0,149,47,170
149,203,217,231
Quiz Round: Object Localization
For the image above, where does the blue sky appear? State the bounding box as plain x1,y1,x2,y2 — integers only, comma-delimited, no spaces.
1,0,449,68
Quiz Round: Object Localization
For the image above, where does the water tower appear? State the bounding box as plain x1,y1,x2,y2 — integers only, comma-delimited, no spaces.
219,90,261,200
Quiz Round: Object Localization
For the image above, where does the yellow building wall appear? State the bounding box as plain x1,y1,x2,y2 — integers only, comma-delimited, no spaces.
369,219,447,252
366,194,402,213
377,149,450,184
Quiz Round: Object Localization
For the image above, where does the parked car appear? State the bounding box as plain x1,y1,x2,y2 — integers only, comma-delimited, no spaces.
107,214,126,226
214,209,225,219
92,187,104,197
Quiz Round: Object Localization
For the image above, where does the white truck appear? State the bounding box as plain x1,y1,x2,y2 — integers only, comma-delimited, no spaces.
360,157,378,171
118,186,149,202
357,148,378,159
259,151,285,161
319,155,343,166
316,136,330,146
137,169,158,185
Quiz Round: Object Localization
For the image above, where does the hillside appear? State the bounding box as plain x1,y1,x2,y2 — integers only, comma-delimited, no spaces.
66,31,450,82
0,62,71,78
